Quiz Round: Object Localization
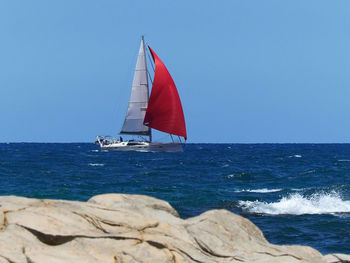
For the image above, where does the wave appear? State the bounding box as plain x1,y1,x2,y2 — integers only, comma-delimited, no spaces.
291,188,308,191
91,150,99,152
338,159,350,162
235,188,283,193
225,172,250,179
289,154,302,158
238,191,350,215
88,163,105,167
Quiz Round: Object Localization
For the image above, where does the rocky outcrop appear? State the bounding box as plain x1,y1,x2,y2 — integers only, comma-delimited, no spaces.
324,254,350,263
0,193,344,262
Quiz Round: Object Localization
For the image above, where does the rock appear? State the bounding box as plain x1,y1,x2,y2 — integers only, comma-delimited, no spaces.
0,193,343,262
324,253,350,263
88,193,179,217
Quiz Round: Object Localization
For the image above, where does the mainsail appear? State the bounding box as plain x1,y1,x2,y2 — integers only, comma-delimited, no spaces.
120,37,151,136
144,46,187,140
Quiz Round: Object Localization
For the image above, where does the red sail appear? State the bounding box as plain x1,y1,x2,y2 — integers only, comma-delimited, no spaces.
144,46,187,140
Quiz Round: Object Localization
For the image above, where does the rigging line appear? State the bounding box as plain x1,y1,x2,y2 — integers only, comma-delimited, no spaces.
144,41,155,85
147,70,153,85
145,44,155,73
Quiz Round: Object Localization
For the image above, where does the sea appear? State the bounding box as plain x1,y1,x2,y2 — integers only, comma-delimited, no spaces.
1,143,350,255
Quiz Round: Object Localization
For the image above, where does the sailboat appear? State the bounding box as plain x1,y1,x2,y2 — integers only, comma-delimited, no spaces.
95,36,187,152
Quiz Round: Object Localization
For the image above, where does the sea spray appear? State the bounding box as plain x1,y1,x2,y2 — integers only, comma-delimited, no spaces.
239,191,350,215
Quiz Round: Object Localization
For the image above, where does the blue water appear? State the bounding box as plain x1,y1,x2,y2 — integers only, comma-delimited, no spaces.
1,143,350,254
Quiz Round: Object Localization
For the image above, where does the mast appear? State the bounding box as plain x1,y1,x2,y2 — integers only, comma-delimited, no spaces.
142,36,152,143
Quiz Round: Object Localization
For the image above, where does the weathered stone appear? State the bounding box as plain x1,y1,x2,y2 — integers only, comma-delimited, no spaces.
88,193,181,223
0,194,345,263
324,253,350,263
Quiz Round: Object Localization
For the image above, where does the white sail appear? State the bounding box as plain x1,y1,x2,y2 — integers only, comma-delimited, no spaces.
120,37,150,136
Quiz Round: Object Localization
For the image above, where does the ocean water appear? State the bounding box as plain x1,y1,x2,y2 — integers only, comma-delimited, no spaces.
1,143,350,254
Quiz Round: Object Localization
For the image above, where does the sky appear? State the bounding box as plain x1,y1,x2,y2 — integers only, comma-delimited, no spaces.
1,0,350,143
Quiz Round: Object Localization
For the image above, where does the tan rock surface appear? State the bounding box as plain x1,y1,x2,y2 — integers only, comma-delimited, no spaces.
0,193,342,262
324,253,350,263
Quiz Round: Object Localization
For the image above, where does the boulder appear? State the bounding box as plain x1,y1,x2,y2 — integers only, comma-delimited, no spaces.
0,193,340,262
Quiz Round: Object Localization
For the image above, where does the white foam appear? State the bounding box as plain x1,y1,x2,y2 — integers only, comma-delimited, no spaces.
300,170,316,175
88,163,105,167
239,192,350,215
338,159,350,162
235,188,282,193
289,154,302,158
91,150,99,152
291,188,308,191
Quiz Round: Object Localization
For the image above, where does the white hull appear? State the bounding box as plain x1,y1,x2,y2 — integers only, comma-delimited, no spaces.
95,136,183,152
101,142,183,152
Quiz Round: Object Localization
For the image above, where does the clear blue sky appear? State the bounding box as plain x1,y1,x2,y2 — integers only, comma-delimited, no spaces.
1,1,350,143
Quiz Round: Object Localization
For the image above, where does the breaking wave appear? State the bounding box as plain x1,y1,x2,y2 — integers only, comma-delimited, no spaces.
238,191,350,215
235,188,283,193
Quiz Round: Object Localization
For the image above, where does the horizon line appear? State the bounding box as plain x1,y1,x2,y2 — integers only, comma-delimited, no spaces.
1,142,350,144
